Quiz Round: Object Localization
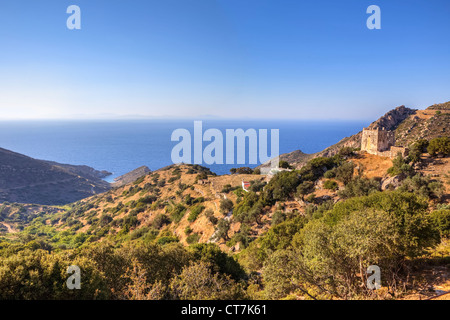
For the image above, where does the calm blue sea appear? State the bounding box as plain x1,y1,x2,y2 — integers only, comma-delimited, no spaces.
0,119,369,180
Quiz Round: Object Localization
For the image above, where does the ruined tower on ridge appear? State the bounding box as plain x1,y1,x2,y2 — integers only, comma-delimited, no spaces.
361,128,408,158
361,128,394,153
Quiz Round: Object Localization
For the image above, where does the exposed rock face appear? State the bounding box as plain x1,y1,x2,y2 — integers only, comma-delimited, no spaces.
368,105,417,131
381,175,402,190
112,166,151,187
395,102,450,146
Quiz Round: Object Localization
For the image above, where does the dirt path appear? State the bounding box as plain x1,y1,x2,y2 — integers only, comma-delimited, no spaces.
0,222,15,233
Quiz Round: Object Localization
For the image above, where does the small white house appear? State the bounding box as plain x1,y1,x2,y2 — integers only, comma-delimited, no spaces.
242,180,251,192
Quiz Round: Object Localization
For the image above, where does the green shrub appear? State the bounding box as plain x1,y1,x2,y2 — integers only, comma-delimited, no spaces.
184,226,193,235
305,194,315,203
397,174,444,199
296,181,314,200
134,176,146,185
299,157,337,182
219,199,234,215
188,205,205,222
249,180,266,192
262,171,302,205
387,154,414,177
337,147,356,158
428,137,450,156
337,177,380,199
271,211,287,226
189,243,246,279
170,204,187,223
279,160,292,169
221,184,236,193
292,191,440,298
333,161,355,185
323,180,339,191
227,224,251,249
408,139,429,163
186,233,200,244
152,214,171,229
430,209,450,238
213,219,230,242
157,236,179,245
205,209,218,225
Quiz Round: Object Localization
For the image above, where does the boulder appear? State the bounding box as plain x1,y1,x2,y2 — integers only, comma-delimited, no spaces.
381,175,402,190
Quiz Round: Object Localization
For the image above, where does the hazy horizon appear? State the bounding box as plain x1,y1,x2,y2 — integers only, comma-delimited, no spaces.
1,0,449,120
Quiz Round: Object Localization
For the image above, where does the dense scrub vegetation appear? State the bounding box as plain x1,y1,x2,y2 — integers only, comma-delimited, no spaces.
0,241,247,300
238,191,446,299
0,148,448,300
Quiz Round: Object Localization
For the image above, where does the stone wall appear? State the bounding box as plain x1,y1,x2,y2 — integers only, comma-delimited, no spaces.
361,129,379,153
361,128,406,158
361,128,395,153
377,130,395,152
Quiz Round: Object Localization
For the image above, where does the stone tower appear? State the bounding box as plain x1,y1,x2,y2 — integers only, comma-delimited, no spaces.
361,128,395,154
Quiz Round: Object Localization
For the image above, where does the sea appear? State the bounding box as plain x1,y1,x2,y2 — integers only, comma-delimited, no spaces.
0,119,369,181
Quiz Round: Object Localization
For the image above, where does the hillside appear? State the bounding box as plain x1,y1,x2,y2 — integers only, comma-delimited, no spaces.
30,149,448,246
0,102,449,300
0,147,111,205
279,101,449,168
2,143,448,300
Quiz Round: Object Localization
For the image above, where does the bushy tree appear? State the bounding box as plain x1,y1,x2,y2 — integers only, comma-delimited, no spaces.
213,219,230,242
299,157,337,182
428,137,450,156
189,243,245,279
323,180,339,191
279,160,292,169
293,191,440,298
249,180,266,192
152,214,171,229
169,261,245,300
296,181,314,200
271,211,287,226
430,209,450,238
408,139,429,163
333,161,355,185
387,154,414,177
398,174,444,199
337,177,380,199
262,249,310,299
262,171,302,205
219,199,234,215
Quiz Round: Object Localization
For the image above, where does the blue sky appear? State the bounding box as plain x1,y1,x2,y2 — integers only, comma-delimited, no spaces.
0,0,449,120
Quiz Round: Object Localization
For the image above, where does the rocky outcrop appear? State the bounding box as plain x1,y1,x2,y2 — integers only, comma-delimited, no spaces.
381,175,402,190
112,166,151,187
368,105,417,131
